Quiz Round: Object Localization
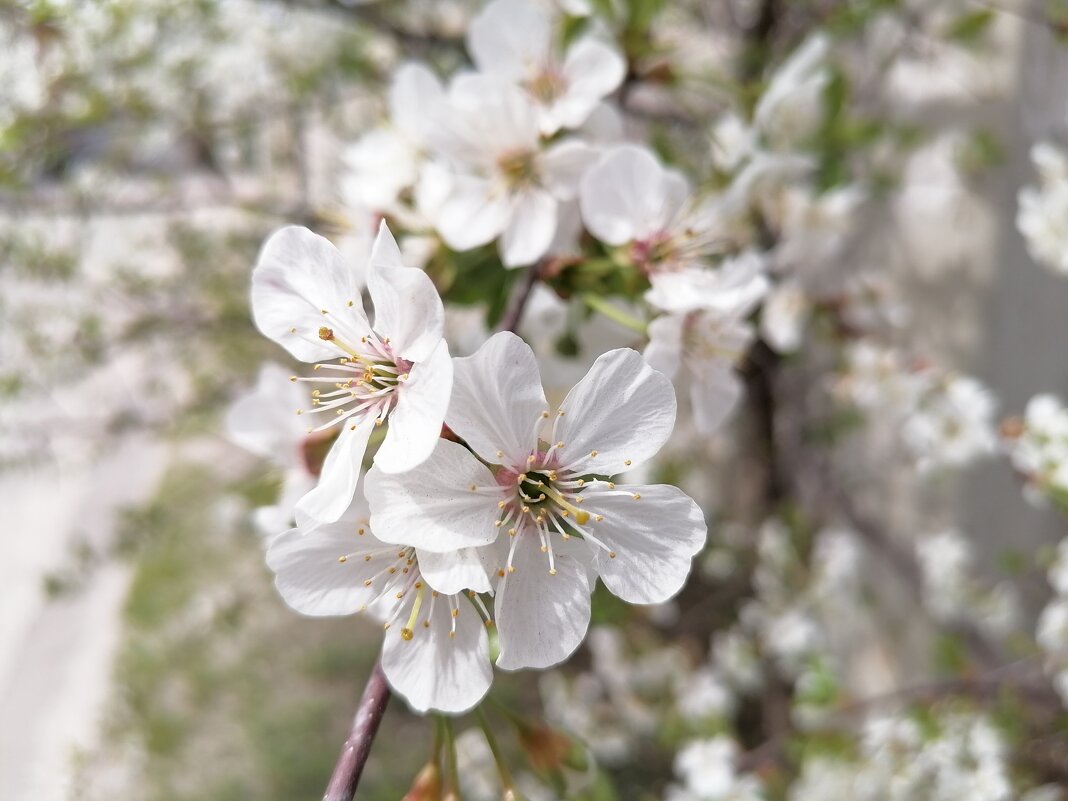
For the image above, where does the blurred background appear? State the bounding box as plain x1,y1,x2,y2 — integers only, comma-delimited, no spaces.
5,1,1068,800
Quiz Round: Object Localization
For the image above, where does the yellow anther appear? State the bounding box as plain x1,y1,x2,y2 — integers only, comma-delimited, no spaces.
338,555,348,563
495,520,503,528
358,528,365,535
289,376,297,382
632,493,641,500
296,409,303,416
452,608,459,617
556,441,565,448
497,569,506,577
347,300,354,307
469,484,477,491
541,411,550,418
449,631,456,639
624,459,632,466
497,500,506,509
508,528,517,536
595,515,604,522
590,449,598,457
609,551,617,559
363,555,372,562
540,546,548,553
289,327,297,333
401,628,414,640
318,326,334,340
496,450,504,458
364,579,373,586
549,568,558,575
321,309,329,315
508,565,516,573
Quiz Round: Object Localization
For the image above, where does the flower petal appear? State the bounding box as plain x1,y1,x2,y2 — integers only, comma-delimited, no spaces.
540,139,598,200
436,173,512,251
494,533,591,670
690,360,743,434
581,483,706,604
643,314,685,380
417,546,494,595
251,226,369,363
294,419,374,524
579,145,691,245
375,339,452,473
365,439,502,552
381,592,493,714
547,37,626,131
555,348,676,475
499,188,557,267
266,519,384,616
467,0,551,81
225,362,307,461
390,61,444,144
446,331,548,466
366,222,446,361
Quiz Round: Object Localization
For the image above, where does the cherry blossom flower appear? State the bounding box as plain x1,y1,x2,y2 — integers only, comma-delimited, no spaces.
644,252,769,433
579,144,732,272
266,497,493,713
251,221,452,523
225,362,317,536
467,0,625,135
428,74,594,267
340,62,445,213
365,332,707,671
1017,142,1068,276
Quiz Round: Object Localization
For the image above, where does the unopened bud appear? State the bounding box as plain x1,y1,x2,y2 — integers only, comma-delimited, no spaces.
517,723,573,774
402,762,441,801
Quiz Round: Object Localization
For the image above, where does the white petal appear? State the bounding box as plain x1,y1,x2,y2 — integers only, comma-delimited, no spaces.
494,534,591,670
390,61,444,144
643,315,685,380
266,520,384,616
375,340,452,473
251,226,369,363
467,0,550,81
555,349,676,475
690,361,744,434
500,189,558,267
540,139,598,200
417,546,493,595
365,440,502,552
294,420,374,523
381,592,493,714
579,145,691,245
581,484,706,603
446,331,548,466
366,222,446,362
436,174,512,251
225,362,307,461
548,37,626,130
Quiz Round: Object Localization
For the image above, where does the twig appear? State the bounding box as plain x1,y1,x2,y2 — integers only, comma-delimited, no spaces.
322,659,391,801
496,260,544,334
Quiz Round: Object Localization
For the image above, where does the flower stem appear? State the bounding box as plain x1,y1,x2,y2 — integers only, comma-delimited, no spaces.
440,715,461,796
581,293,648,335
475,707,516,795
322,659,391,801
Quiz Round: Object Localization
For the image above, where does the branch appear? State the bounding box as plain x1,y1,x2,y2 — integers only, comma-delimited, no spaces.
496,260,544,334
322,659,391,801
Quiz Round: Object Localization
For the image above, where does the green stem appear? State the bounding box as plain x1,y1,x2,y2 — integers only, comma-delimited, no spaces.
475,707,516,794
581,293,648,335
440,716,461,796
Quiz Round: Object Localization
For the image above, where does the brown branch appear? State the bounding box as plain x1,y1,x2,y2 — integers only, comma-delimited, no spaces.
322,659,391,801
496,260,544,334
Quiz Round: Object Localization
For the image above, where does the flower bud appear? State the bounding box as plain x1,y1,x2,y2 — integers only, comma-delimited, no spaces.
402,762,442,801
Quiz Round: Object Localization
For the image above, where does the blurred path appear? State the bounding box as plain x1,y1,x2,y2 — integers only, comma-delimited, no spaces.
0,435,167,801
